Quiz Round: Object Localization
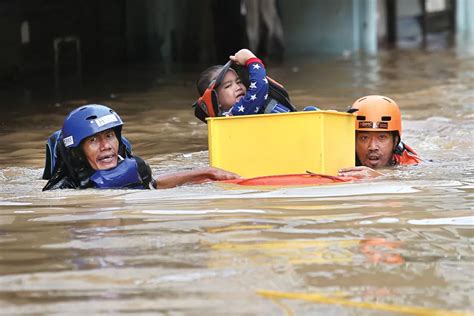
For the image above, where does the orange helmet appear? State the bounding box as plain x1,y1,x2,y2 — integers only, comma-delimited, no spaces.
350,95,402,138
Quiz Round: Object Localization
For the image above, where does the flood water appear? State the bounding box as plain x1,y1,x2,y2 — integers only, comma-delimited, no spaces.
0,46,473,315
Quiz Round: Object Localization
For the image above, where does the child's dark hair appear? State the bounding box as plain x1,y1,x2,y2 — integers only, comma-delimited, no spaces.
196,65,223,96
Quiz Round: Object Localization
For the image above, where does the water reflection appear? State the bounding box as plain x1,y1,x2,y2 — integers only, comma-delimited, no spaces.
0,48,473,314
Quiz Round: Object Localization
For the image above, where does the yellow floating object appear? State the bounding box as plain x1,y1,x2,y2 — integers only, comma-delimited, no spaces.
207,111,355,178
257,290,473,316
206,224,275,233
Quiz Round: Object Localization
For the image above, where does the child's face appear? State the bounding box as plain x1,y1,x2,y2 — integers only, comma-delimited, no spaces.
216,69,247,111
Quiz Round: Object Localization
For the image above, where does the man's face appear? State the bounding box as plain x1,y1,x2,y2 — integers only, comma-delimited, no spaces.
356,131,395,168
82,129,119,170
216,70,247,111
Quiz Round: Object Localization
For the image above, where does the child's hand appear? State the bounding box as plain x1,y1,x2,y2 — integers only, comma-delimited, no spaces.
230,49,257,66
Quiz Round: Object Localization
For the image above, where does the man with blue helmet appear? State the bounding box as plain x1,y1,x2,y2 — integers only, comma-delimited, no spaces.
42,104,239,190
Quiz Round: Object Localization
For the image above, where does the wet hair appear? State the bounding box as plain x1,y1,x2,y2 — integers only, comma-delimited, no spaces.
392,131,400,145
196,65,223,96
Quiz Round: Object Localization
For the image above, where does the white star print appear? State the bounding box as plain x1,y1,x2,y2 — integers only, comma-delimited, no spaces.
264,94,268,100
250,94,257,101
254,107,260,113
249,81,257,89
263,77,268,84
238,105,245,112
252,63,261,70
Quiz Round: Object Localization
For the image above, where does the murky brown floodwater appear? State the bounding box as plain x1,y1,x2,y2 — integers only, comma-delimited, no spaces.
0,46,473,315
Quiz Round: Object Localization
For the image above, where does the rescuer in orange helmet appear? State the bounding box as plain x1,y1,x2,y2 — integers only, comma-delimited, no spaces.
338,95,422,179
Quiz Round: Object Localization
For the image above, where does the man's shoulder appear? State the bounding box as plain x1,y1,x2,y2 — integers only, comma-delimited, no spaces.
394,142,422,165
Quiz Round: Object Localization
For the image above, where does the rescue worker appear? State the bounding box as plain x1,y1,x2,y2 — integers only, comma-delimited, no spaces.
338,95,422,179
42,104,239,190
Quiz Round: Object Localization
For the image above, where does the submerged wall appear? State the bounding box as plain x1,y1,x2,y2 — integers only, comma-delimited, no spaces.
456,0,474,40
281,0,377,56
0,0,472,93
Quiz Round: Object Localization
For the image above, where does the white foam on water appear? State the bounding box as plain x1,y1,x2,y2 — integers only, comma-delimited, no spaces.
30,212,118,222
377,217,400,223
142,209,266,215
124,182,419,202
0,201,31,206
408,216,474,226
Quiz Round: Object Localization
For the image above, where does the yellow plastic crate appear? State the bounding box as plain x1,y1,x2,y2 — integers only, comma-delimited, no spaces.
207,111,355,178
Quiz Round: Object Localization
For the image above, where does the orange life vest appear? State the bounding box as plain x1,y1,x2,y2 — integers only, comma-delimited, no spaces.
393,143,422,166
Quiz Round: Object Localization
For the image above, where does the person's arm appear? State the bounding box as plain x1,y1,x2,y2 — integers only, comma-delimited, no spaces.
229,49,269,115
337,166,384,179
153,167,240,189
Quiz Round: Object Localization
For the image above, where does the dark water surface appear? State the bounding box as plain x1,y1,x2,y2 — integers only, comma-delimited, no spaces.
0,47,473,315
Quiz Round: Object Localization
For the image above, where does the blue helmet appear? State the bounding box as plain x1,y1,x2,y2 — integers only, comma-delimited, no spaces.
61,104,123,148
